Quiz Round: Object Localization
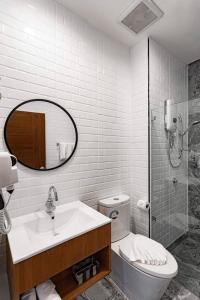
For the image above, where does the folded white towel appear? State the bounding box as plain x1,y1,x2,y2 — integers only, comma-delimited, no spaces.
119,234,167,266
36,280,61,300
59,142,67,160
65,143,74,158
21,288,36,300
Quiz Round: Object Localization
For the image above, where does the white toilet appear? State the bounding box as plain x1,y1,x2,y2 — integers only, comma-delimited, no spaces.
99,195,178,300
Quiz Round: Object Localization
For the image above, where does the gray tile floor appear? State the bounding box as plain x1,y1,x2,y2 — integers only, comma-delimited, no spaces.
77,277,128,300
162,280,199,300
164,232,200,299
78,276,199,300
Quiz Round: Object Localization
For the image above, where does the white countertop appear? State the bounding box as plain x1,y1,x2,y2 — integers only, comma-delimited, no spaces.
8,201,111,264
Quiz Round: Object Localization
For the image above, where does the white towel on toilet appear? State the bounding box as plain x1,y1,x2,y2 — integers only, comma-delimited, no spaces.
119,234,167,265
36,280,61,300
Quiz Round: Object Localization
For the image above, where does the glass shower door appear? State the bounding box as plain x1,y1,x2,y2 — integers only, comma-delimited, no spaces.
150,101,188,247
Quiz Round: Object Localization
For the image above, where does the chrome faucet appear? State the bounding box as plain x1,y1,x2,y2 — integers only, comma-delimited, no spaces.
45,186,58,218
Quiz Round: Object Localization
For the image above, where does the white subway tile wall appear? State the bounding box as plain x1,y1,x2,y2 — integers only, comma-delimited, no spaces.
0,0,188,278
149,38,188,247
130,39,149,236
0,0,132,269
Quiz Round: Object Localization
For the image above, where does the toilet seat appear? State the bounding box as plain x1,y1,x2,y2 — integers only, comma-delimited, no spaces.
112,233,178,279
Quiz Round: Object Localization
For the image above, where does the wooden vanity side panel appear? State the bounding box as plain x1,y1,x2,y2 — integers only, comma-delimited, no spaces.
8,223,111,295
7,242,20,300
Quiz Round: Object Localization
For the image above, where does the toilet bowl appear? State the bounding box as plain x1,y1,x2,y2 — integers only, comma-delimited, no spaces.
99,195,178,300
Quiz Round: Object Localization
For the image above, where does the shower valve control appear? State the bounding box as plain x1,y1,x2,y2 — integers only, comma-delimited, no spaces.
152,216,157,223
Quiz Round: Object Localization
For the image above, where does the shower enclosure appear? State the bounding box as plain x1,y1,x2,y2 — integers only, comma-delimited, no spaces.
150,100,188,248
149,39,200,297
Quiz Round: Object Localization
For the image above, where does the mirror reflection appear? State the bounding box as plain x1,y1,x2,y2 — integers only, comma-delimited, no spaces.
4,100,78,170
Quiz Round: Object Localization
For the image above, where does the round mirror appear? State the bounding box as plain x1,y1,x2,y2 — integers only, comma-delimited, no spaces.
4,99,78,171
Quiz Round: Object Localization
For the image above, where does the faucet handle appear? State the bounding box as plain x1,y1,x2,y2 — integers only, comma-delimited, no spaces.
47,195,54,202
45,199,56,211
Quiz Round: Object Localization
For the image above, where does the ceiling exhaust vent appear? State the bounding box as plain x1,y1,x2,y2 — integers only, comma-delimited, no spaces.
119,0,163,34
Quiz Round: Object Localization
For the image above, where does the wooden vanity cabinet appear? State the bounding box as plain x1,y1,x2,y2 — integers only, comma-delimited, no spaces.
7,223,111,300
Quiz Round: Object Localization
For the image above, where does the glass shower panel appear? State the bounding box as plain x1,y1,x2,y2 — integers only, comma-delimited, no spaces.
150,101,188,248
188,98,200,234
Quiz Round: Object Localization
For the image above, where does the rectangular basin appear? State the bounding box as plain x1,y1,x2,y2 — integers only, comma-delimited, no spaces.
8,201,111,264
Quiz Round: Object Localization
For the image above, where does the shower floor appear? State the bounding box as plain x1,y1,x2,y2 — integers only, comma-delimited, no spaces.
162,232,200,299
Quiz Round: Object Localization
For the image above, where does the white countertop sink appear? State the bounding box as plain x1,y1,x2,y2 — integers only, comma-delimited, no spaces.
8,201,111,264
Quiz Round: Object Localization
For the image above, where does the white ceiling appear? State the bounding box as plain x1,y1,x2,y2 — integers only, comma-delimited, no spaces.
60,0,200,64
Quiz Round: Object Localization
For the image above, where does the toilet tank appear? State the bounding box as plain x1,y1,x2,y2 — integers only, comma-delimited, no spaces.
99,194,130,242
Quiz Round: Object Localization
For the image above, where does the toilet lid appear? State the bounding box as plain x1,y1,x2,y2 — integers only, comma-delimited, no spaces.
112,233,178,279
98,194,130,207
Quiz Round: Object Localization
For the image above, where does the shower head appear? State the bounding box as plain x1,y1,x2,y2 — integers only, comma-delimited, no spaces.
182,120,200,136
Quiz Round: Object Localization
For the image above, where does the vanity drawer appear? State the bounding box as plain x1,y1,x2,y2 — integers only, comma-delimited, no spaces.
7,223,111,299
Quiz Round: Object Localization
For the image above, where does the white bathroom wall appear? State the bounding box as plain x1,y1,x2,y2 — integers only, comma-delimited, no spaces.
149,38,188,247
130,39,149,236
0,0,132,270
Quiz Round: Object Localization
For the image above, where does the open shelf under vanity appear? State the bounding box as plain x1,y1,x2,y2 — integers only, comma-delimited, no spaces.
52,247,110,300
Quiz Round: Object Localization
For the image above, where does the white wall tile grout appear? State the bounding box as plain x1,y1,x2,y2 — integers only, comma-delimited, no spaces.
0,0,133,270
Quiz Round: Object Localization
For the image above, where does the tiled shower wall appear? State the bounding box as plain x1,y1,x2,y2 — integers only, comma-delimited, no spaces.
0,0,132,271
188,60,200,100
188,60,200,233
149,38,188,247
